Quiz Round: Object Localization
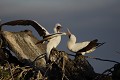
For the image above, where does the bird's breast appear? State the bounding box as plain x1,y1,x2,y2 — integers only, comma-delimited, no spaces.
49,36,61,48
67,41,74,51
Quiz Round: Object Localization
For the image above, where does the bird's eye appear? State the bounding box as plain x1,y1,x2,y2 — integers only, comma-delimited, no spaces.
57,26,61,29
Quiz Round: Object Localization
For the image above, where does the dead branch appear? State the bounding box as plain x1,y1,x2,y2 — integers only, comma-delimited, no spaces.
84,56,120,64
0,30,46,68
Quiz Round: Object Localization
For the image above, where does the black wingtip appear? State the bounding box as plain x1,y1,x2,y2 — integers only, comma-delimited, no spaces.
92,39,98,42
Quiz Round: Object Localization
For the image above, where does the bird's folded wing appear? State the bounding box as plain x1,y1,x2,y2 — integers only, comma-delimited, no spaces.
73,41,90,52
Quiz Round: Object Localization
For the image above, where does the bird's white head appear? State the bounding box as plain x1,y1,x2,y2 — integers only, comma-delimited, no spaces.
54,23,62,33
66,28,76,42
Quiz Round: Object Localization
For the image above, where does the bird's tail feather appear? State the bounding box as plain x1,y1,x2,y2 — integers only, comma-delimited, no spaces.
96,42,106,48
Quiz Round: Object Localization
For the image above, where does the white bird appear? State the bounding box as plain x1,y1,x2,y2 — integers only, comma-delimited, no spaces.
46,24,64,61
36,23,66,61
66,28,105,55
0,20,66,62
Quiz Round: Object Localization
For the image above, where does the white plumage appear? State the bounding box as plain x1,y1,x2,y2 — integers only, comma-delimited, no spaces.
66,28,105,55
45,23,64,61
35,23,66,61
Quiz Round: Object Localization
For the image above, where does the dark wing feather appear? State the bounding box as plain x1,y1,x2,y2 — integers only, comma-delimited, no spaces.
77,39,105,53
0,20,50,37
36,32,66,44
77,39,98,52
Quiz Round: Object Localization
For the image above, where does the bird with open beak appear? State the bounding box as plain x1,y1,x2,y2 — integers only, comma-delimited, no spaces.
66,28,105,55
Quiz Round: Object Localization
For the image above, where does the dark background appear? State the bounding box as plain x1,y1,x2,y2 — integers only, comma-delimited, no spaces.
0,0,120,73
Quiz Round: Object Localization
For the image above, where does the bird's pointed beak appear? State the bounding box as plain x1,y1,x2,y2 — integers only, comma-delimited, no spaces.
66,28,71,35
66,28,72,38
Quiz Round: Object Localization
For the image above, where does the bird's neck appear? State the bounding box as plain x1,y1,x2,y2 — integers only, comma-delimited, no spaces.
67,34,76,49
54,28,58,33
70,34,76,43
